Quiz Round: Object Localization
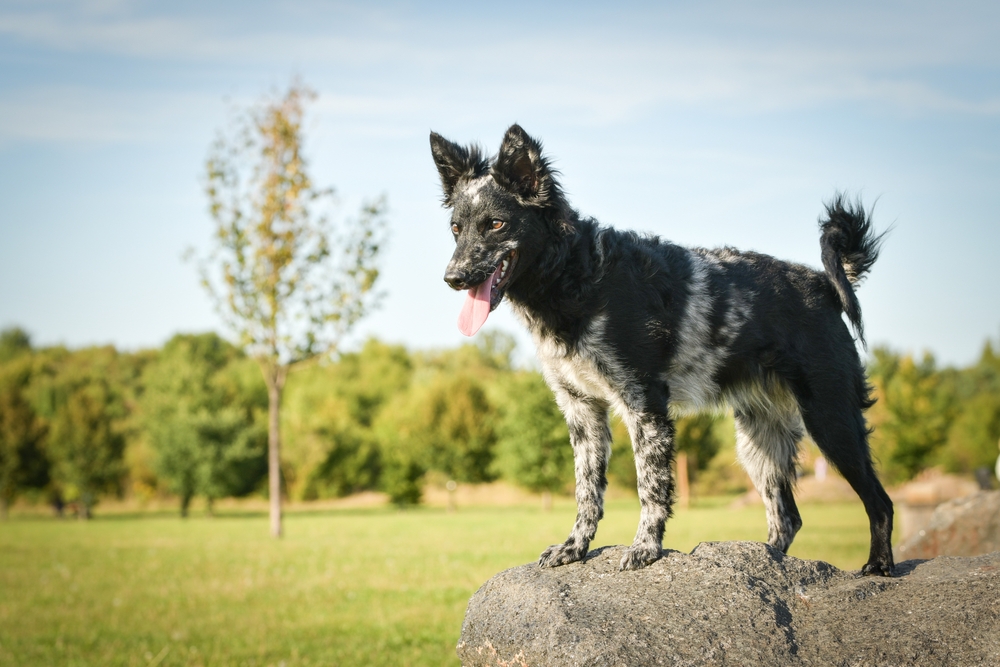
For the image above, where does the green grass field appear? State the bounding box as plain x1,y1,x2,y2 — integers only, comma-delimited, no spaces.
0,498,880,666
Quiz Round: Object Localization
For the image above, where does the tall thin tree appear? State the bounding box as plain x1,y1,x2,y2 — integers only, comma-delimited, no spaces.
199,83,387,537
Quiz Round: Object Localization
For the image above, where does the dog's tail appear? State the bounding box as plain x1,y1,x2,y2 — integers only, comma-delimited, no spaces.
818,194,887,348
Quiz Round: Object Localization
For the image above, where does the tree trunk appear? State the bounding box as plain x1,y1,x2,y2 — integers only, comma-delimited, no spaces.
0,495,8,520
446,480,457,513
180,492,192,518
542,490,553,512
79,490,93,520
266,366,287,539
677,451,690,509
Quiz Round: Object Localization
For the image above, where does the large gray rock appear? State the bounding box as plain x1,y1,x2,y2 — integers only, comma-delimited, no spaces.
895,490,1000,560
457,542,1000,666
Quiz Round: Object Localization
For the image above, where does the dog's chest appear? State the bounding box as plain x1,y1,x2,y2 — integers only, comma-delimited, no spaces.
526,314,625,405
539,340,613,399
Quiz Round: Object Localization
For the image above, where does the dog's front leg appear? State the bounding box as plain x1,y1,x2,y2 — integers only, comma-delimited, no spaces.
538,393,611,568
619,405,675,571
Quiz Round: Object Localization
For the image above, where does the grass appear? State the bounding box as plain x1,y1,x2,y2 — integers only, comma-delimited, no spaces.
0,497,882,666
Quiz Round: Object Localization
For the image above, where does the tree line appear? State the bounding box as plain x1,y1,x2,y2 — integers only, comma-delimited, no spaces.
1,325,998,517
867,341,1000,483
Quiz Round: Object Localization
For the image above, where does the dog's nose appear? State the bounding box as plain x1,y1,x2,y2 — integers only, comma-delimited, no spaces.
444,269,470,291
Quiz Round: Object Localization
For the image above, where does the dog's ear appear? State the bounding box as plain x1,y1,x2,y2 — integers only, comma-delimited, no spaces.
492,124,560,206
430,132,486,206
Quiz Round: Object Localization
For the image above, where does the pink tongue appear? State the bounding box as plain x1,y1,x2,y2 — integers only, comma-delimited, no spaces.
457,265,502,336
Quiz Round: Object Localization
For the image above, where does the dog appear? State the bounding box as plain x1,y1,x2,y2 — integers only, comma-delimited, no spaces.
430,124,894,576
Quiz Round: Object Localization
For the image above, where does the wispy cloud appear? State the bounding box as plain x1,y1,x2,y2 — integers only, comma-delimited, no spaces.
1,1,997,146
0,86,220,143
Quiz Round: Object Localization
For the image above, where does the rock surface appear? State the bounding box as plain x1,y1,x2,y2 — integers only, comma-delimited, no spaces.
895,490,1000,560
457,541,1000,666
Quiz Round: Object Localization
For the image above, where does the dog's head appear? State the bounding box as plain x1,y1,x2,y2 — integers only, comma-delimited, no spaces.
430,124,567,336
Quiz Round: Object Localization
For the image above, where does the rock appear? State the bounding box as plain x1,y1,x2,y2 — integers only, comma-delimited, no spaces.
893,471,981,542
457,541,1000,666
895,490,1000,560
896,473,980,507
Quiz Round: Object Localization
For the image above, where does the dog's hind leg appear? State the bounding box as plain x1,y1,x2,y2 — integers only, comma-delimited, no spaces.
734,398,804,553
538,392,611,567
799,390,894,576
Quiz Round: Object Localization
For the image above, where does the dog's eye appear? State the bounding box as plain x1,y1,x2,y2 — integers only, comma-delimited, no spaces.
451,224,460,235
491,220,505,230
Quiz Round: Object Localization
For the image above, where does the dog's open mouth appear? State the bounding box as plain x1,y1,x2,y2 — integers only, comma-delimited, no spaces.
457,250,518,336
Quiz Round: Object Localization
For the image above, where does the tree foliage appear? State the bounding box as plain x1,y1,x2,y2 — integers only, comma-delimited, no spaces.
493,371,574,496
0,352,48,517
867,348,955,482
372,342,507,505
0,327,32,363
202,85,386,367
432,375,497,481
937,341,1000,475
675,413,722,473
140,333,267,516
284,339,412,500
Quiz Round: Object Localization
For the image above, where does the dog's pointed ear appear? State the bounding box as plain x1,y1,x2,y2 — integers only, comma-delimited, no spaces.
430,131,484,206
491,124,560,206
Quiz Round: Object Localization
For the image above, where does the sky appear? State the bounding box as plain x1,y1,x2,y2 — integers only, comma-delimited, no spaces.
1,0,998,368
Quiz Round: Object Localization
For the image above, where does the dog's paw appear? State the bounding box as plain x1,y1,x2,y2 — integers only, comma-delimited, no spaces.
618,544,662,571
861,561,894,577
538,542,588,567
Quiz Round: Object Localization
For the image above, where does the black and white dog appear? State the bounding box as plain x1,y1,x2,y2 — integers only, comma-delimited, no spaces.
430,125,894,576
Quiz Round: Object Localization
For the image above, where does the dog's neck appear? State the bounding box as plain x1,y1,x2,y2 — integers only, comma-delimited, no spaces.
507,216,605,346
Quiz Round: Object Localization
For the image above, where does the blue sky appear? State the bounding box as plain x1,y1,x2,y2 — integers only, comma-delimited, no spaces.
1,0,998,367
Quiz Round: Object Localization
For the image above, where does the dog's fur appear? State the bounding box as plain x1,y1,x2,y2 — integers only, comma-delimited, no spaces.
430,124,894,576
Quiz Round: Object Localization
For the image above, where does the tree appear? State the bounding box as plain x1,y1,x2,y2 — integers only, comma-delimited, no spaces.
673,413,723,507
285,339,413,500
867,348,954,482
493,371,574,509
199,82,387,536
374,403,428,506
373,372,498,506
939,339,1000,474
140,333,267,516
420,373,499,483
369,341,512,506
674,414,723,470
0,354,48,518
0,327,32,363
31,347,129,519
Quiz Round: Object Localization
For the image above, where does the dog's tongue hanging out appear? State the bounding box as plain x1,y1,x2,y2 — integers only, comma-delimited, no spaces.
457,264,503,336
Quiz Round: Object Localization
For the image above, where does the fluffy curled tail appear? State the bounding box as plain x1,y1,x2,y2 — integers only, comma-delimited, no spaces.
819,194,887,348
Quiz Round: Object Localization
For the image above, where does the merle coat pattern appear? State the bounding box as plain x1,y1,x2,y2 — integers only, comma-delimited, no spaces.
430,125,894,576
